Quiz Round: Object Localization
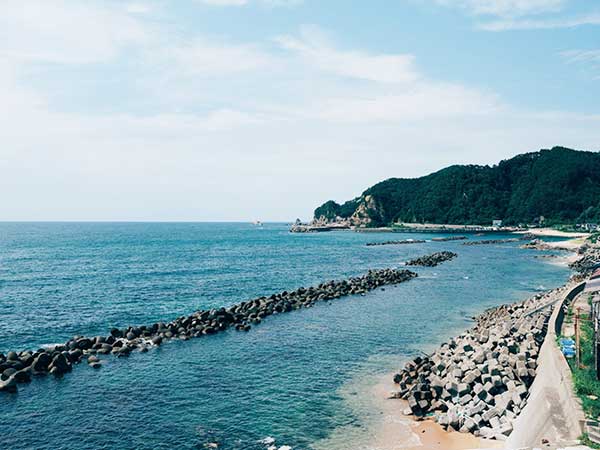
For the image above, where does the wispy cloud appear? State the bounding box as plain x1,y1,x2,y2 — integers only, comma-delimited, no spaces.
561,49,600,79
481,13,600,30
1,4,599,220
562,49,600,63
431,0,600,31
276,26,419,84
0,0,149,64
153,39,275,76
196,0,302,6
434,0,566,18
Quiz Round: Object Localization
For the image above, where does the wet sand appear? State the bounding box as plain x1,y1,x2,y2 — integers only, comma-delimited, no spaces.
367,374,503,450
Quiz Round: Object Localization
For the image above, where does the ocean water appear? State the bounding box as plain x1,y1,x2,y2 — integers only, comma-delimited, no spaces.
0,223,570,450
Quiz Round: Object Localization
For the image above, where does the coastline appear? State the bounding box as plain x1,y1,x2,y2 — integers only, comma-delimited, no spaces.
516,227,589,238
364,236,593,450
367,374,503,450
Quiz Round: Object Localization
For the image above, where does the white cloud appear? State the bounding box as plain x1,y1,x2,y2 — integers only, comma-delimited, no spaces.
199,0,248,5
277,26,419,83
306,83,501,123
434,0,566,18
196,0,302,6
481,12,600,30
431,0,600,31
163,39,274,76
0,0,149,64
125,2,154,14
0,3,598,221
562,49,600,63
560,49,600,79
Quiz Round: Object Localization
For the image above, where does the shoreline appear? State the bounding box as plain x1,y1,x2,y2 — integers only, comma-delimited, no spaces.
364,236,594,450
370,283,577,450
367,373,503,450
516,227,589,238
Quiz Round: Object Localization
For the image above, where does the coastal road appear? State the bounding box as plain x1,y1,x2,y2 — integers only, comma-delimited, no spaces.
506,283,586,449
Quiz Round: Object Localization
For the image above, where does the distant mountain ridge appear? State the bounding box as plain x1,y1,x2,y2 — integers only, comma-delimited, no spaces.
313,147,600,227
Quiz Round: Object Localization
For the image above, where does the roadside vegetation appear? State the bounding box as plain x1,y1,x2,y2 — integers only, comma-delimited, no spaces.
565,295,600,418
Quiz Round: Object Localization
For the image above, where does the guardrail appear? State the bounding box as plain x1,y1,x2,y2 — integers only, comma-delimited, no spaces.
555,282,586,336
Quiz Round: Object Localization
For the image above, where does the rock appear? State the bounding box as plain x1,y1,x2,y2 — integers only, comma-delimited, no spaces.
0,376,17,393
1,367,17,380
406,252,458,267
32,353,52,373
13,369,31,383
76,338,93,350
49,353,71,375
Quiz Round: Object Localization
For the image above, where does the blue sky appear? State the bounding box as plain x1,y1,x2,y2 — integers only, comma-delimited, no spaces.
1,0,599,221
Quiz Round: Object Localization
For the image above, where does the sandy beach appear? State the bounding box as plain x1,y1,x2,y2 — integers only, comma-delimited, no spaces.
365,374,503,450
518,228,589,238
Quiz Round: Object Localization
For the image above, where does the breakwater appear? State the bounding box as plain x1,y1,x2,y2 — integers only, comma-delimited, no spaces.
406,251,457,267
431,236,467,242
366,239,426,246
0,268,417,393
462,235,535,246
392,287,559,441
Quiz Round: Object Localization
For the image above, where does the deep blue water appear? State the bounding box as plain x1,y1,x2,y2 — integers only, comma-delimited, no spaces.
0,223,570,449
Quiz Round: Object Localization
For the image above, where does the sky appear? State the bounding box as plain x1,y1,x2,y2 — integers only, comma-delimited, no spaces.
1,0,600,221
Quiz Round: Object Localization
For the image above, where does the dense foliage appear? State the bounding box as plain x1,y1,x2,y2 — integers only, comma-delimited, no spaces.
314,147,600,226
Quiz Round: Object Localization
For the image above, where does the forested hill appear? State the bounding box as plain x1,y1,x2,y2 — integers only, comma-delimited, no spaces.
313,147,600,227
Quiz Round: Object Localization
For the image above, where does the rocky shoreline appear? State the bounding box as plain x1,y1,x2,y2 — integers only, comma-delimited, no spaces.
0,268,417,393
406,251,458,267
391,288,557,441
569,245,600,274
391,241,599,443
520,239,574,252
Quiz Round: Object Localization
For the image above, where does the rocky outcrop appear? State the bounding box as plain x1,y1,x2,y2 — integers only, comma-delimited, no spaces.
366,240,426,247
0,268,417,394
569,246,600,274
348,195,383,227
406,252,457,267
392,289,559,441
520,239,573,252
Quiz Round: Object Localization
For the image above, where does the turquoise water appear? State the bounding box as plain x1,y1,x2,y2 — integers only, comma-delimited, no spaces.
0,223,570,449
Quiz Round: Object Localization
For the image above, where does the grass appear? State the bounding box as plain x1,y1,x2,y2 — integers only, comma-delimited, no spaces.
581,433,600,449
566,295,600,419
554,224,578,232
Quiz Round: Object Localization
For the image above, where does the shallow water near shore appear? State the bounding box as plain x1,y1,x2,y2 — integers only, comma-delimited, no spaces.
0,223,570,449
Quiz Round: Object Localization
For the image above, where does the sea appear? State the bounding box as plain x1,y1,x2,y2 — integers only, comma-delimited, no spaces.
0,222,571,450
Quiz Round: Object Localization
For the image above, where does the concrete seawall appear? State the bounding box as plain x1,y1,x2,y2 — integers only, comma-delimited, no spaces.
505,282,586,448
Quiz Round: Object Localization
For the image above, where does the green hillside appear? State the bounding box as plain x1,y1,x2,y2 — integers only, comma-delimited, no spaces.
314,147,600,226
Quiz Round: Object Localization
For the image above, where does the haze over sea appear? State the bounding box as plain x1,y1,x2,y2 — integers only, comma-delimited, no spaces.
0,222,570,450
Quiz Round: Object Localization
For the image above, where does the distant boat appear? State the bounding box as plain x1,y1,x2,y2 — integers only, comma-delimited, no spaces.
252,220,263,226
